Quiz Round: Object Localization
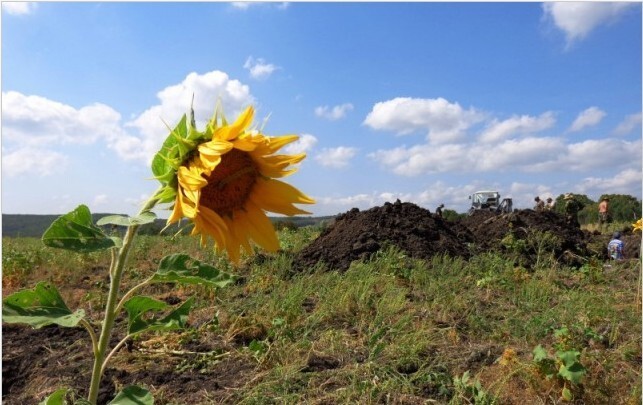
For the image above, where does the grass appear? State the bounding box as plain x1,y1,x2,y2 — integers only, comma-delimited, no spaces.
2,226,641,404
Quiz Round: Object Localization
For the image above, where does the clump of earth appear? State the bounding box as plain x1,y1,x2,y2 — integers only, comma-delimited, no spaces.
293,200,474,272
293,200,630,272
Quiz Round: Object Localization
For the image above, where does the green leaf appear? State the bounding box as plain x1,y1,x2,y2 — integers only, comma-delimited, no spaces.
124,296,193,335
39,388,68,405
532,345,549,363
3,282,85,328
561,386,573,401
42,205,116,253
108,385,154,405
97,211,157,227
151,254,235,288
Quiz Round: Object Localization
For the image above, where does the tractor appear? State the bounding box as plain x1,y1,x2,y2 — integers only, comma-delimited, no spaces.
468,190,513,215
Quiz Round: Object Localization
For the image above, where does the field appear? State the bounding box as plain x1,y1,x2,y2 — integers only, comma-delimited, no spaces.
2,206,642,404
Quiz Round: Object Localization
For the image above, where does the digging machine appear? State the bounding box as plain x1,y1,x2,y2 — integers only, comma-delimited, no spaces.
468,190,513,215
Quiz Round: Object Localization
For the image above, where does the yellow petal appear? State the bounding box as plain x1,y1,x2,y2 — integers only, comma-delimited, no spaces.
236,201,280,253
198,139,233,170
177,165,207,191
214,106,254,141
254,134,299,156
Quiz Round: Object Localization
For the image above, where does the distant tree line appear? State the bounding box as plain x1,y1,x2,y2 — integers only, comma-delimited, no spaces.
551,193,641,225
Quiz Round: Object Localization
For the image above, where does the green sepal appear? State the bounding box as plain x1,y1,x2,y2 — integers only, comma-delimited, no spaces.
38,388,68,405
42,205,116,253
153,186,177,205
108,385,154,405
2,282,85,328
152,115,188,184
151,254,235,288
124,296,194,335
97,211,157,227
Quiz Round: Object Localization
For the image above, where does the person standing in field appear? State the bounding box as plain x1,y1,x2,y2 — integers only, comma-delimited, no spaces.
607,231,624,260
564,193,583,228
435,203,444,218
545,197,555,211
534,196,545,212
598,197,611,232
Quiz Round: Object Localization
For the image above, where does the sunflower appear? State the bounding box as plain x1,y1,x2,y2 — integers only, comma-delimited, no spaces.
153,105,314,263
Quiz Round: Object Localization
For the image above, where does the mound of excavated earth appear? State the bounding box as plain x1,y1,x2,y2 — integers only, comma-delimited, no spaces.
292,200,474,272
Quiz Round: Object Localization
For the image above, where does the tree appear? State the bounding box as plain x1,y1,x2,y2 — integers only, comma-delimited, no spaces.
598,194,642,222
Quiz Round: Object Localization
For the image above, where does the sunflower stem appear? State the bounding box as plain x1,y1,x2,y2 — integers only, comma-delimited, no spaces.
87,191,161,404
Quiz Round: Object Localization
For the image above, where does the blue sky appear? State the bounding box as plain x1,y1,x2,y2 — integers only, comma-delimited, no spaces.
2,2,641,217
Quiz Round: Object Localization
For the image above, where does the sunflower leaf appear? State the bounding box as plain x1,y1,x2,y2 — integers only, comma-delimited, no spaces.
108,385,154,405
151,254,236,288
38,388,69,405
2,282,85,328
124,296,193,335
97,211,157,227
42,205,117,253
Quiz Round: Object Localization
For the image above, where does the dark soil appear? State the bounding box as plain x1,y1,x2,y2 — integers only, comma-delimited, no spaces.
293,200,474,272
2,323,256,405
293,201,606,271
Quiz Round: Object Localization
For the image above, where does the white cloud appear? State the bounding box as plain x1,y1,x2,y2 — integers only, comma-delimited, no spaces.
543,2,637,46
562,138,641,172
2,2,37,15
93,194,109,207
2,147,68,177
568,106,606,132
124,70,255,162
243,56,279,80
363,97,485,144
479,112,555,143
315,146,357,168
370,136,564,176
577,168,643,197
315,103,354,121
231,2,289,10
282,134,318,155
612,112,642,136
2,91,125,146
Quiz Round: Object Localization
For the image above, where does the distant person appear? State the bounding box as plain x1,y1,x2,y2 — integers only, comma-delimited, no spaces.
436,203,444,218
598,197,611,232
564,193,583,228
534,196,545,212
545,197,555,211
607,231,624,260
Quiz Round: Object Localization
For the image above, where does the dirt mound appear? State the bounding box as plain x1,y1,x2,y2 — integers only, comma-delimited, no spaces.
459,209,589,264
293,200,473,272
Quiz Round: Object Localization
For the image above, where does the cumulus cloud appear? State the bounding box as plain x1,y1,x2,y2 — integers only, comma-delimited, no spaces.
314,146,357,168
479,112,556,143
363,97,485,144
314,103,354,121
577,168,643,196
2,91,125,146
243,56,279,80
2,2,37,15
543,2,637,46
2,70,256,171
562,138,641,172
124,70,254,162
282,134,318,155
568,106,606,132
2,147,68,177
612,112,642,136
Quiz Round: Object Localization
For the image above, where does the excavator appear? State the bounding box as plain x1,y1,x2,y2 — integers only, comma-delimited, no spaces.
468,190,513,215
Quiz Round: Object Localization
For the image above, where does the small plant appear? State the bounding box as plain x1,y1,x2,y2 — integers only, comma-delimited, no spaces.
532,344,587,401
450,370,497,404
